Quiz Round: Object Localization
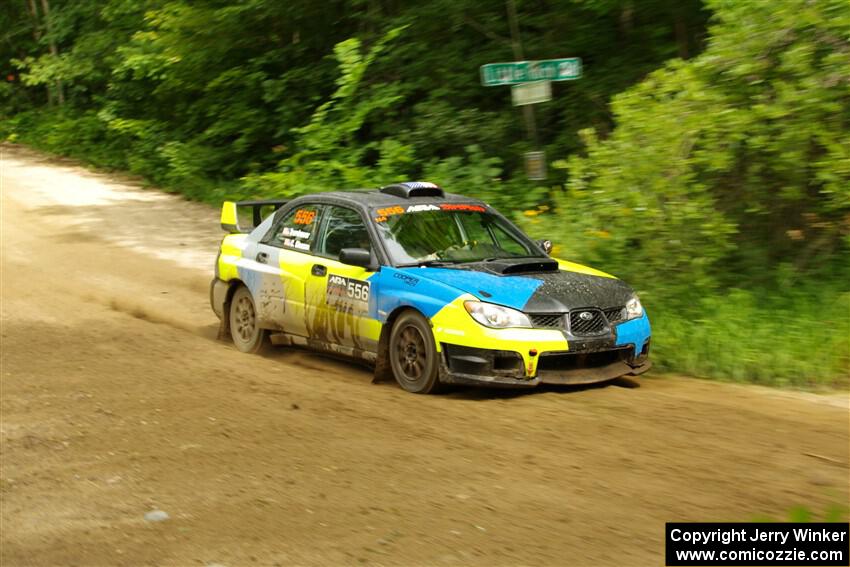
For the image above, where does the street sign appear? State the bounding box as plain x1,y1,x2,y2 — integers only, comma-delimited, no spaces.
511,81,552,106
480,58,582,86
525,151,547,180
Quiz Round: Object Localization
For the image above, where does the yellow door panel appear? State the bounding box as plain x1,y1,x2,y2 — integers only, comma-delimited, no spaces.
306,260,380,352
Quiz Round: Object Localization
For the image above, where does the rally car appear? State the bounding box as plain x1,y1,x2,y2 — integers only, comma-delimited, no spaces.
210,182,651,393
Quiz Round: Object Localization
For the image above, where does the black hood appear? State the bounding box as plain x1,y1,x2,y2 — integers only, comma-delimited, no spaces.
519,269,633,311
419,258,634,312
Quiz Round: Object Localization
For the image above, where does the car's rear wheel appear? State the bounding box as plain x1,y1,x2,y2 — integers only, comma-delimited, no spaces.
229,286,270,354
389,310,440,394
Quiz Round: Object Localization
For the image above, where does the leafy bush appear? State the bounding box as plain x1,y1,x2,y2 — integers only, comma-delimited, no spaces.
538,0,850,298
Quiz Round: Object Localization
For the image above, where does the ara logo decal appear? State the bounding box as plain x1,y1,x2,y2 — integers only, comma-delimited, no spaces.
393,272,419,286
406,204,441,213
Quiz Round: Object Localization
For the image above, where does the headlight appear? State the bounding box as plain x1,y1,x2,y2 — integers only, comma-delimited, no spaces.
625,296,644,320
464,301,532,328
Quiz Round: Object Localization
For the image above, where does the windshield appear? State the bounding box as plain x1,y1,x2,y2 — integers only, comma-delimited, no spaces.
372,204,544,266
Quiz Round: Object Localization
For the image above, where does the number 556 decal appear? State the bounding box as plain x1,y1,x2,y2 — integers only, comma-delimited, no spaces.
326,274,370,315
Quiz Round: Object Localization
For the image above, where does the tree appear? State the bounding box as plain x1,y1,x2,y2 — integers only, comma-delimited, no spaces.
539,0,850,296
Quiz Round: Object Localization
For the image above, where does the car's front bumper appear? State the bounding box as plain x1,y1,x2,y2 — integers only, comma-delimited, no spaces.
431,300,652,387
438,342,651,388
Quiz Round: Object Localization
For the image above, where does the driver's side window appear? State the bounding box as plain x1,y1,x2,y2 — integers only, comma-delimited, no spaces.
317,206,372,259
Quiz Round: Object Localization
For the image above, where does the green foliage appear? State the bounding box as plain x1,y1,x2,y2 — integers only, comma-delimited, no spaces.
4,109,128,169
523,0,850,385
753,503,850,523
538,0,850,297
244,28,410,196
651,287,849,387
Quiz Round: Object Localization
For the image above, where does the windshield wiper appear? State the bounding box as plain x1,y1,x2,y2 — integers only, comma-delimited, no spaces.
419,259,462,267
481,255,544,262
397,259,460,268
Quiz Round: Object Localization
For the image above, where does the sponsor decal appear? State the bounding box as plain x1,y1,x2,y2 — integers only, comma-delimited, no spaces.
326,274,371,315
440,203,486,212
283,238,310,251
374,203,486,220
281,227,311,239
406,204,441,213
393,272,419,286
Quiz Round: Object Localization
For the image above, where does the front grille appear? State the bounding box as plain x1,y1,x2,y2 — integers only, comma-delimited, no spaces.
530,306,626,333
603,306,626,324
568,309,607,336
529,314,564,329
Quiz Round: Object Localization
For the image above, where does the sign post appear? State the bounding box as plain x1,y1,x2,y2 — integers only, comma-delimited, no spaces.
480,58,582,180
524,151,547,181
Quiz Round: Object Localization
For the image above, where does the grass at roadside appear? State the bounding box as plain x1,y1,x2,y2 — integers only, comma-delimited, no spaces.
753,503,850,523
651,289,849,388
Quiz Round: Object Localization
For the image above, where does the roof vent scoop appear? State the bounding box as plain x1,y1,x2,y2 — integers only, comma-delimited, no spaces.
380,181,444,199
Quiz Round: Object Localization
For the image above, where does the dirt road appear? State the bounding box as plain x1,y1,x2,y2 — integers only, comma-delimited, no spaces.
1,144,848,567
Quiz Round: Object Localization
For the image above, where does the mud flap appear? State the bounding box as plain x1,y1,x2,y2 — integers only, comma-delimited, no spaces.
372,326,393,383
211,278,232,341
372,356,393,383
217,316,230,341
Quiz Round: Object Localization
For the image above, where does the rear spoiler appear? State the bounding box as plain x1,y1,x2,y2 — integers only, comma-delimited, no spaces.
221,199,289,233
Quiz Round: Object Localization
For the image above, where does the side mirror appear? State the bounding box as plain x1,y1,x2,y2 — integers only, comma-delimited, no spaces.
339,248,377,270
537,239,553,254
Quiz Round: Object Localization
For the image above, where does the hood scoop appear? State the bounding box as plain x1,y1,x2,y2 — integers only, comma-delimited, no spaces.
483,258,559,275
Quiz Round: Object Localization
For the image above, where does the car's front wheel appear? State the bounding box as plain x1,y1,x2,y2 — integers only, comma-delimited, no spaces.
389,310,441,394
229,286,270,354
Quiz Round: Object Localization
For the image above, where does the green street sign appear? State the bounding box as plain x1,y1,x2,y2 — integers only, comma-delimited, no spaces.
480,58,582,86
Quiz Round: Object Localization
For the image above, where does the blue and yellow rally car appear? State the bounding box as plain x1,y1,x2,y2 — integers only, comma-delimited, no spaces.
211,182,651,393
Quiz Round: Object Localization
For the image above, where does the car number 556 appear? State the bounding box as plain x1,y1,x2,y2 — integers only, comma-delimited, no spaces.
348,282,368,301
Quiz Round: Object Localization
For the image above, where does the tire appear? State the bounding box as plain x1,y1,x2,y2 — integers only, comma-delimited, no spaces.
389,310,441,394
229,286,270,354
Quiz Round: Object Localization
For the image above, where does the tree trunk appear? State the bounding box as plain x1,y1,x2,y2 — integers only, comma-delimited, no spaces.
39,0,64,105
620,0,634,37
506,0,539,150
24,0,53,105
673,5,689,59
